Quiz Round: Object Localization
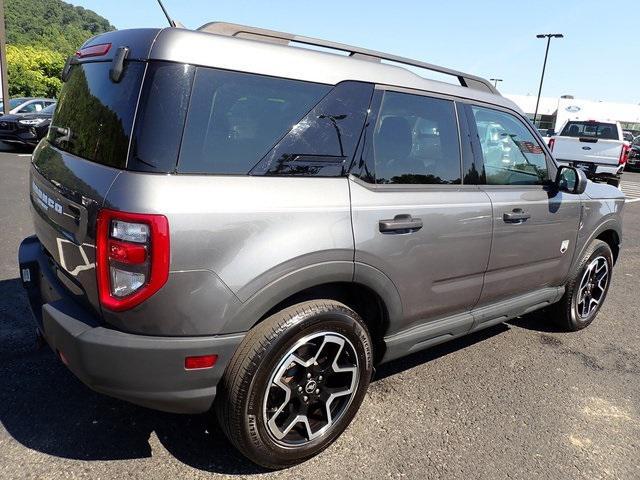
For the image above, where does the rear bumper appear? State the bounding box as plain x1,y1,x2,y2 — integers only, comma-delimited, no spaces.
18,235,244,414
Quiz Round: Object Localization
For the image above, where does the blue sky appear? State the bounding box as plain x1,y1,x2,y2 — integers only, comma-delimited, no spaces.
69,0,639,104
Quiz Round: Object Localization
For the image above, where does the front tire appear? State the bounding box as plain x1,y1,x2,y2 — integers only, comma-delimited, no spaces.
552,239,613,331
215,300,373,469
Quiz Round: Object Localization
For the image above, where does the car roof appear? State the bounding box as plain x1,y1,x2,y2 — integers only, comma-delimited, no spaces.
83,26,522,115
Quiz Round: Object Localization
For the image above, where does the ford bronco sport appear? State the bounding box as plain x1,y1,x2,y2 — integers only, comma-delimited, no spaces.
18,23,624,469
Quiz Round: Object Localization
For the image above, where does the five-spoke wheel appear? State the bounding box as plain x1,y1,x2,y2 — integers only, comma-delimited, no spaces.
576,256,609,319
216,300,372,469
554,239,614,331
263,331,360,446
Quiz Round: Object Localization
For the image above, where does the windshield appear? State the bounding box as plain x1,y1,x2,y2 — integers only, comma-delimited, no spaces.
560,121,619,140
42,104,56,114
48,61,144,168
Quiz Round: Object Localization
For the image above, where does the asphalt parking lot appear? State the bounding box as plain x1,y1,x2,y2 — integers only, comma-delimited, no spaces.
1,149,639,480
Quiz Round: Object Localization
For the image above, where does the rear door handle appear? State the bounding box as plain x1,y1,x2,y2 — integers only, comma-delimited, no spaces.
379,214,423,233
503,208,531,223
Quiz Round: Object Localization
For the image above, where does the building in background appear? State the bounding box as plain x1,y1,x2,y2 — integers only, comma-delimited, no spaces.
506,93,640,136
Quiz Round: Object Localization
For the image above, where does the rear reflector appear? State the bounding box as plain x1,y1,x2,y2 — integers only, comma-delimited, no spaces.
76,43,112,58
58,350,69,366
185,355,218,370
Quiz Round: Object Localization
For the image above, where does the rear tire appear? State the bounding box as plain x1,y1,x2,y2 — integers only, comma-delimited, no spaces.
552,239,613,331
215,300,373,469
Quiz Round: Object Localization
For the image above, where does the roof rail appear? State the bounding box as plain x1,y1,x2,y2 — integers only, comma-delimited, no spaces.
197,22,499,95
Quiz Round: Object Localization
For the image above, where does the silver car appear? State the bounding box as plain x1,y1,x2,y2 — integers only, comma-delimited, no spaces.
18,23,624,469
0,97,56,115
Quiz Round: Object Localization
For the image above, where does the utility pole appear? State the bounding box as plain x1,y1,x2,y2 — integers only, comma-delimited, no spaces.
0,0,9,115
533,33,563,127
490,78,503,89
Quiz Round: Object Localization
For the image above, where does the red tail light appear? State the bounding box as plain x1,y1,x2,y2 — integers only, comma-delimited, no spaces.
76,43,112,58
548,138,555,151
96,209,169,311
619,144,630,165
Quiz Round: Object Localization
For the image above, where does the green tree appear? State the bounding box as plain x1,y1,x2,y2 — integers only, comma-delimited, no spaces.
6,45,65,97
3,0,115,98
6,0,114,56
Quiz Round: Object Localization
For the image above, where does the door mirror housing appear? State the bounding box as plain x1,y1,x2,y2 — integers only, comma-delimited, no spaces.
555,165,587,194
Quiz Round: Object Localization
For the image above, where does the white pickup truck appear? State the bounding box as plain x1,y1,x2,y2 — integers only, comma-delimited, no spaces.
549,120,629,187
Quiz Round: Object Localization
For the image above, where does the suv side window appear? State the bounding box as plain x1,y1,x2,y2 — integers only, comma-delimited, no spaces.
369,91,461,185
178,68,330,174
471,106,549,185
251,81,373,176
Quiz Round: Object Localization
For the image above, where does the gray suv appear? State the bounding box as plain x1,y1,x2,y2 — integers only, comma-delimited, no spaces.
18,23,624,469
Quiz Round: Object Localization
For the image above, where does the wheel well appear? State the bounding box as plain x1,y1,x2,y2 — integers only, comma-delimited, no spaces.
259,282,389,363
596,229,620,263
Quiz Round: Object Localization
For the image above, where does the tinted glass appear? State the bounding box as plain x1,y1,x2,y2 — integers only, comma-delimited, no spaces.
252,81,373,176
472,106,549,185
371,91,461,184
49,61,145,168
178,68,330,174
42,104,56,114
560,121,619,140
20,102,43,113
129,62,195,172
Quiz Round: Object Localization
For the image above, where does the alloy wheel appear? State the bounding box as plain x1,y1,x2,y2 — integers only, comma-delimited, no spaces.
576,255,609,319
262,331,360,447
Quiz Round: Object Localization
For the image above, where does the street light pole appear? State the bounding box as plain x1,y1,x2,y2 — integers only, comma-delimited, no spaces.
0,0,9,115
490,78,503,88
533,33,563,127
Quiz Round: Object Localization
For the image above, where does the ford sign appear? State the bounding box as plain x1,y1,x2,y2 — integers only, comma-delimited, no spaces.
565,106,581,113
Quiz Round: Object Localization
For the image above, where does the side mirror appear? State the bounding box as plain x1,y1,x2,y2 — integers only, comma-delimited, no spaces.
556,165,587,194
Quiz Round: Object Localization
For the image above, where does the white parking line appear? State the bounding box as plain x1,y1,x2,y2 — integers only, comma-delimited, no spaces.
622,180,640,203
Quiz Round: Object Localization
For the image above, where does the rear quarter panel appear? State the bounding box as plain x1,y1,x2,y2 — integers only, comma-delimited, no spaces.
102,174,354,335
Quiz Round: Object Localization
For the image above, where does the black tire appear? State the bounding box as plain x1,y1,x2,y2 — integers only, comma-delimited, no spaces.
552,239,613,331
215,300,373,469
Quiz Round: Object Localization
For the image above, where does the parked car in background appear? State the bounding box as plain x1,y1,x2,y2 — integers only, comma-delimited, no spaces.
623,130,635,143
0,103,55,147
0,97,55,115
626,136,640,170
537,127,555,145
18,23,624,469
549,119,629,187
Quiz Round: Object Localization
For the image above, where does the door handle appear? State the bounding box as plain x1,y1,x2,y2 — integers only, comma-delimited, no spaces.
503,208,531,223
379,214,423,233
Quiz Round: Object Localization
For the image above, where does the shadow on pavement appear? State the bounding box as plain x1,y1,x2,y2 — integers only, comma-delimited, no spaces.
506,309,567,333
373,323,510,382
0,275,556,474
0,278,266,475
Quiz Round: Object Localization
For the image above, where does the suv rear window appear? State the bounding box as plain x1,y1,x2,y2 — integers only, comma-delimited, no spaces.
177,68,331,174
49,61,145,168
560,121,619,140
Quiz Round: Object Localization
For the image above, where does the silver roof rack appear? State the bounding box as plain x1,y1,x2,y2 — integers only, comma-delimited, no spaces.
197,22,499,95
